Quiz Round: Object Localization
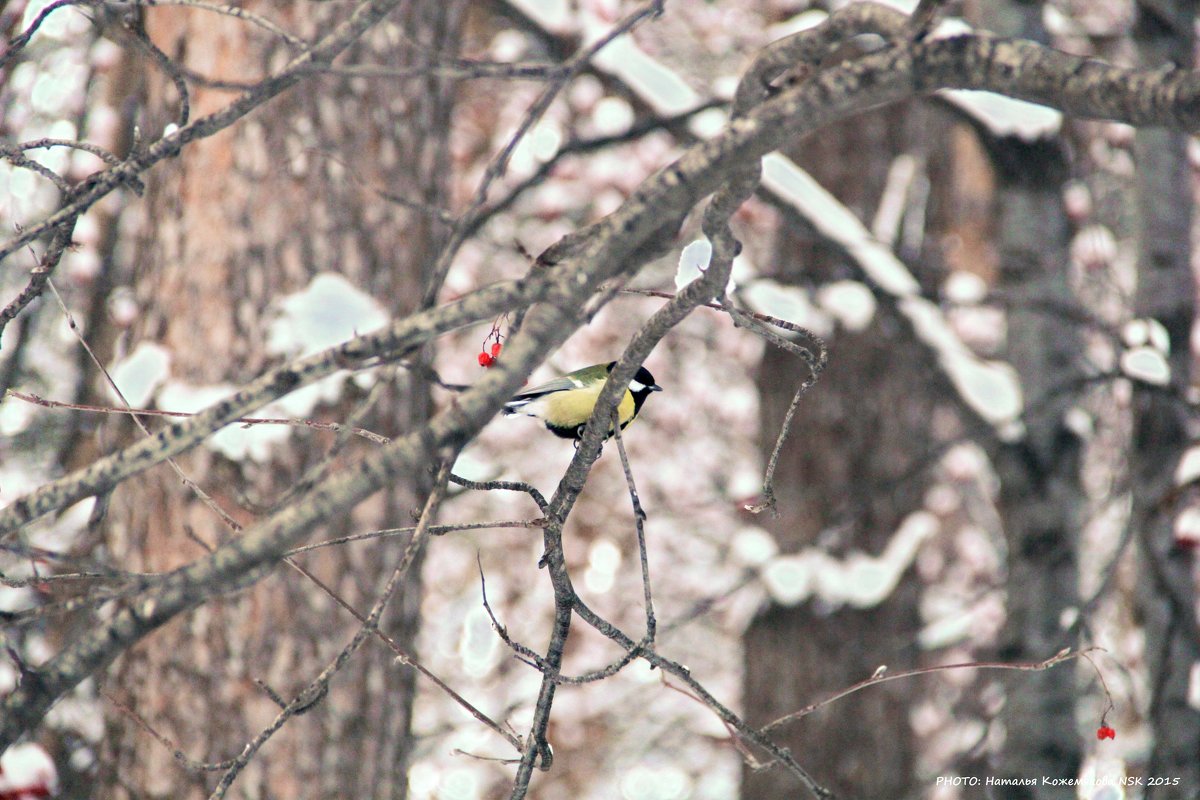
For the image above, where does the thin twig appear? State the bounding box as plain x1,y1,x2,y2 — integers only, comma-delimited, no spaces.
0,220,78,343
762,647,1091,734
420,0,666,307
0,0,101,72
284,519,543,556
277,552,524,752
612,411,655,642
5,390,391,445
724,304,826,515
477,554,550,671
0,144,72,192
449,473,549,514
45,280,243,532
304,60,564,81
570,596,831,798
104,691,236,772
121,0,308,49
15,137,124,166
208,455,462,798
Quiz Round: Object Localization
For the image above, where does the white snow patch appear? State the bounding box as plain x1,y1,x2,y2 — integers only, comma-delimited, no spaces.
946,356,1024,427
688,107,728,139
732,526,779,567
529,121,562,161
620,764,692,800
458,605,500,678
450,449,494,483
1064,407,1094,439
675,237,738,295
761,511,938,609
0,660,17,693
939,90,1062,140
740,280,832,338
592,96,634,136
505,0,571,31
490,30,528,62
1122,318,1170,353
267,272,388,358
0,393,34,436
761,554,811,607
1120,347,1171,386
157,380,291,462
1175,446,1200,486
872,154,918,245
763,153,1025,427
927,17,973,39
816,280,876,332
1071,224,1117,268
901,297,1023,426
676,238,713,290
919,608,976,649
762,155,920,295
862,0,919,12
766,9,828,40
590,34,699,117
0,743,58,797
944,271,988,304
107,341,171,407
584,538,621,594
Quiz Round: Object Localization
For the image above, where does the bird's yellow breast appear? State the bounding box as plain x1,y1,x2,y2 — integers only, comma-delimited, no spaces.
544,384,636,430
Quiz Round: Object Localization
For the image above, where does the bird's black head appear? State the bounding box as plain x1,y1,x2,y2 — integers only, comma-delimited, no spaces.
630,365,660,392
604,362,662,407
628,366,662,412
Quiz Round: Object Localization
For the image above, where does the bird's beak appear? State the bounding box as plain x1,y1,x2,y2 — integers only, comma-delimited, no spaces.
650,384,663,392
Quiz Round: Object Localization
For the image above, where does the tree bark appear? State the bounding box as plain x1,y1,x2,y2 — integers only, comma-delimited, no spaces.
1131,3,1200,794
95,3,463,797
987,133,1084,793
743,104,930,799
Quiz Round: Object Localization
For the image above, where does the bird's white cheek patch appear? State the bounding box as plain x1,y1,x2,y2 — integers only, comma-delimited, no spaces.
630,380,646,392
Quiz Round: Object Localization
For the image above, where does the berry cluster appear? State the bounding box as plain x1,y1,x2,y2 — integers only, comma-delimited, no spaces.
477,317,506,367
478,339,502,367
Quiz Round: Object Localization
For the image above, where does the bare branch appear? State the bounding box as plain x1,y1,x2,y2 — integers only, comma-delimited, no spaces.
761,647,1091,734
611,412,654,642
0,0,409,265
208,456,457,797
120,0,308,49
420,0,667,307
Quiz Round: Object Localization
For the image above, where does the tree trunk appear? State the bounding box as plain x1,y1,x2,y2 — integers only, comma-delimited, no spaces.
743,104,930,799
988,133,1083,792
1132,3,1200,794
95,3,463,797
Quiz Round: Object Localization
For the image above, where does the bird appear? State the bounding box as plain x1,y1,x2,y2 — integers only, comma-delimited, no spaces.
502,361,662,441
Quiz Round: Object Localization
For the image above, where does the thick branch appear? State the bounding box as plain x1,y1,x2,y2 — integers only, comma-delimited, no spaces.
0,295,580,747
0,279,534,537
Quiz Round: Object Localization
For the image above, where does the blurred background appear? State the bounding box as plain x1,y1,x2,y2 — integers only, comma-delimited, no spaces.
2,0,1198,798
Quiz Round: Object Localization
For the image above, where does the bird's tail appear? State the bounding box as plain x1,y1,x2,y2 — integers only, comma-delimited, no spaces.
502,398,532,415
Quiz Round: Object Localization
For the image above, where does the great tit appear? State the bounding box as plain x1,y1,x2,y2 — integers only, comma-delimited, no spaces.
502,362,663,440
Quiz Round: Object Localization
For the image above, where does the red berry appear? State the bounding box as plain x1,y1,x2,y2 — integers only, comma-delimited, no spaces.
491,341,502,357
1097,726,1116,740
478,352,492,367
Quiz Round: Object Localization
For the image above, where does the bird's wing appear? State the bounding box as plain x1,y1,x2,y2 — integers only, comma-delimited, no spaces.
509,374,585,399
